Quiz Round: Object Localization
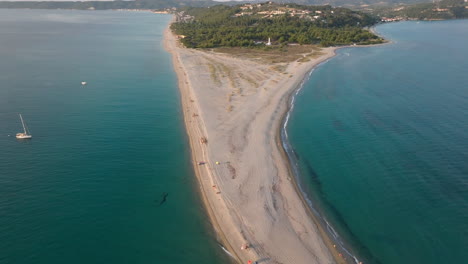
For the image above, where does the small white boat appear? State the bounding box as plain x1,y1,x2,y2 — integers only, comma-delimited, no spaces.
81,81,87,85
16,114,32,139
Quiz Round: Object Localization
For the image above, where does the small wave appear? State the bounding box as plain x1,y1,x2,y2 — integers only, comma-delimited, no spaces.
218,243,235,259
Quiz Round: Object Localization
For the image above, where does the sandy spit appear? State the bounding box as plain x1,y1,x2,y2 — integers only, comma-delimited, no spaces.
164,23,351,264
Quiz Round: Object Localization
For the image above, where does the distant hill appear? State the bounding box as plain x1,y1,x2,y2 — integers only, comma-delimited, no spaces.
369,0,468,20
0,0,217,10
1,0,464,21
250,0,434,8
0,0,436,10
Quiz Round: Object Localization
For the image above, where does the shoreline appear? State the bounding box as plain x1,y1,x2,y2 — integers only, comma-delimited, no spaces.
278,33,391,262
275,55,361,264
279,58,361,264
164,19,359,264
163,25,242,263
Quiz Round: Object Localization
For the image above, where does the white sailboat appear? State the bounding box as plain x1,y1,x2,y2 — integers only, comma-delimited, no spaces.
16,114,32,139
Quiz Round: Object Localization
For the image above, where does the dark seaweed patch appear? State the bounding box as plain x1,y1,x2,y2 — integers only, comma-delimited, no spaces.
155,192,169,206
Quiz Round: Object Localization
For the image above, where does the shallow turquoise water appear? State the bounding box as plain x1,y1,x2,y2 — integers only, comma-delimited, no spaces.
288,20,468,264
0,10,229,264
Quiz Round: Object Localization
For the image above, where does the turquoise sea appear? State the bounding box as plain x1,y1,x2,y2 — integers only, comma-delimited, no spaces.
287,20,468,264
0,10,229,264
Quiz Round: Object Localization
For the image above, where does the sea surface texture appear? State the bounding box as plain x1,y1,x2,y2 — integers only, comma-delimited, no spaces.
0,10,229,264
288,20,468,264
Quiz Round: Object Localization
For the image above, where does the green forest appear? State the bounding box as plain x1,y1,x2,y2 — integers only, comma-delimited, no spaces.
171,3,383,48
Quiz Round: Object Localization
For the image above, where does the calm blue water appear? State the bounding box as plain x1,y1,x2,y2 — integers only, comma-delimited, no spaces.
0,10,229,264
288,20,468,264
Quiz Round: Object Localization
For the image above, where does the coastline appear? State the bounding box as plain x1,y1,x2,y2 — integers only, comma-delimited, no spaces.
164,20,353,264
163,23,240,262
275,56,362,264
279,59,361,264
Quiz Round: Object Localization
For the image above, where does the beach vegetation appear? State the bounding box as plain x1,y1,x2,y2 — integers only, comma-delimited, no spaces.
213,45,326,64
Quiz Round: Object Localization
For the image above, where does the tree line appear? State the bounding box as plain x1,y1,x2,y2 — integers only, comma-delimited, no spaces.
171,4,383,48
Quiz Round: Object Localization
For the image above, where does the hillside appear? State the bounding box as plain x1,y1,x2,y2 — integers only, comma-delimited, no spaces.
0,0,215,10
267,0,434,8
367,0,468,20
0,0,436,10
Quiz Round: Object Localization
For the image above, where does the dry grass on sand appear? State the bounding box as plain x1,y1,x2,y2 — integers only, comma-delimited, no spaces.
212,44,324,64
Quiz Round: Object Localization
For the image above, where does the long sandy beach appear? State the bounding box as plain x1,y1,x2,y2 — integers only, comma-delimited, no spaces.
164,23,347,264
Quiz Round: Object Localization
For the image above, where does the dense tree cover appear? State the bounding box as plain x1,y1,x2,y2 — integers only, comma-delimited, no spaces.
171,4,383,48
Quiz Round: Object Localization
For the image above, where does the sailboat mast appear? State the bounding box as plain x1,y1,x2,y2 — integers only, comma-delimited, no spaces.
19,114,27,134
